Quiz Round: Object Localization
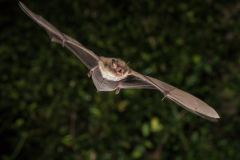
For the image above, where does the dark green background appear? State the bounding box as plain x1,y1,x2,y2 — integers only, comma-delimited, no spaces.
1,0,240,159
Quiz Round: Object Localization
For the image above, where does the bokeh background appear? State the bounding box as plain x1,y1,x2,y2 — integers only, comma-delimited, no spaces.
1,0,240,159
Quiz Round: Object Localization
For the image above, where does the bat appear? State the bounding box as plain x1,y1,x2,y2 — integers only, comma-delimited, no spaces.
19,2,220,122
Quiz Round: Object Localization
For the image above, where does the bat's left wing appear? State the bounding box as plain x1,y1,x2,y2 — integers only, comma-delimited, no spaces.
19,2,100,70
121,70,220,122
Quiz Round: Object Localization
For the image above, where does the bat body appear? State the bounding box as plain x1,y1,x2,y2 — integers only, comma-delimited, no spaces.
19,2,220,122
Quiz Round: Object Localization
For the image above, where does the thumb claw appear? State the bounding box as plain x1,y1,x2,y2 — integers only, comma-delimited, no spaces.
87,71,92,77
162,95,167,101
62,37,66,47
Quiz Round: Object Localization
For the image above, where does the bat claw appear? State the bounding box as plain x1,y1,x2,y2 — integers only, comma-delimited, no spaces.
115,88,121,95
161,95,167,101
62,37,66,47
115,81,121,95
88,71,93,77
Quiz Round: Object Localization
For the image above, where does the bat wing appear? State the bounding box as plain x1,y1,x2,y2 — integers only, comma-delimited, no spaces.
19,2,100,70
121,75,157,89
19,2,220,121
128,71,220,122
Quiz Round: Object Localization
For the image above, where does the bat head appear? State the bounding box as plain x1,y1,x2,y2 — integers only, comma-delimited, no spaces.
111,59,129,76
98,57,130,80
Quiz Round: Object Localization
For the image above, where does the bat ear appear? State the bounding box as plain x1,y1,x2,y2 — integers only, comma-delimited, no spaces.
112,59,117,69
125,61,130,67
123,61,130,70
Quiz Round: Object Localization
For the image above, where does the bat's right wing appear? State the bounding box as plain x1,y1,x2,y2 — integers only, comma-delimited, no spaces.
123,71,220,122
19,2,100,70
121,74,157,89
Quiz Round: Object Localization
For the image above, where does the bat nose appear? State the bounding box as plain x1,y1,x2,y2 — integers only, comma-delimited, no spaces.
116,68,124,75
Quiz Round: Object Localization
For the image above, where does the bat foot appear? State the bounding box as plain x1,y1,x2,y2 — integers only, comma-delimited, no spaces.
115,87,121,95
88,65,99,77
114,81,122,95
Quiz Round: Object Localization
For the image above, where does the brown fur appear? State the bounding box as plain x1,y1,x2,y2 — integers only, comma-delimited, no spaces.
98,56,130,79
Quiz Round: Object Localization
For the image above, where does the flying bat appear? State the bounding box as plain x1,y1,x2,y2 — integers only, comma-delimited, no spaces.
19,2,220,122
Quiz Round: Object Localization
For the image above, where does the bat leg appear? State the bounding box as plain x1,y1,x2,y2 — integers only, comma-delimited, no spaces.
162,88,176,101
88,65,99,77
99,78,106,90
115,81,122,95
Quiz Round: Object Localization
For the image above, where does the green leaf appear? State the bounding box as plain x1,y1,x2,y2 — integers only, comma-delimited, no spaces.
141,123,150,137
150,117,163,132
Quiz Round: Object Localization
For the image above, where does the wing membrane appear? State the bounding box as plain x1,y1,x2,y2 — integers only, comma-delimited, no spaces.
130,71,220,122
121,75,156,89
19,2,100,69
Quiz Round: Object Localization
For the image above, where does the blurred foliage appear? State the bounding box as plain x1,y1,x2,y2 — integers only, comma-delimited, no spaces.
1,0,240,159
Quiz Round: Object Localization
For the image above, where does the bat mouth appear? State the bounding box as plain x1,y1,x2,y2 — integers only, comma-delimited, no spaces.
116,68,124,75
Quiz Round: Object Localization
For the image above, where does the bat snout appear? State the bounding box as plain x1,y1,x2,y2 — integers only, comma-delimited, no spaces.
116,68,124,75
